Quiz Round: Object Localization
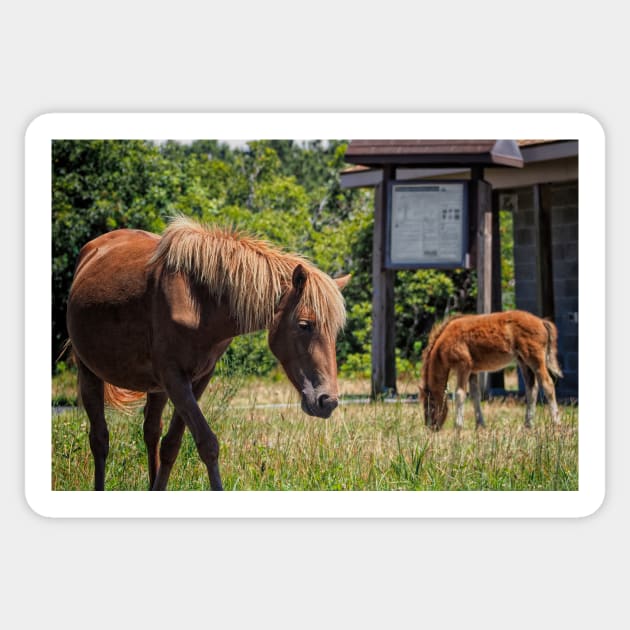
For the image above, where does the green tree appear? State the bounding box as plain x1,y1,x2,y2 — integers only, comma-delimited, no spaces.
52,140,179,364
500,210,515,310
52,138,483,381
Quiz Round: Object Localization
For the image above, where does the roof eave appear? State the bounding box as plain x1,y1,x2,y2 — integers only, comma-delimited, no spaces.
344,153,523,168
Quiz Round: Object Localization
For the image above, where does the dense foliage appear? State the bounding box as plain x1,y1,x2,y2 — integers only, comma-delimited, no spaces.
52,139,480,376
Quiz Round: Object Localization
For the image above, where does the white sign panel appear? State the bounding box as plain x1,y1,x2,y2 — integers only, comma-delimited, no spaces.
388,181,468,268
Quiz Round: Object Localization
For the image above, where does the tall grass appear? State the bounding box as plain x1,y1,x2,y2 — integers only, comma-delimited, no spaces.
52,374,578,491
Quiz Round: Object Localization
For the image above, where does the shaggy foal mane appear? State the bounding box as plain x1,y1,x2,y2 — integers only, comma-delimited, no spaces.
150,216,346,338
420,314,465,390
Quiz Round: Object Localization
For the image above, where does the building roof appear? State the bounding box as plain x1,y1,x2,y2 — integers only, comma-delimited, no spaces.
340,140,577,190
517,139,556,146
344,139,524,168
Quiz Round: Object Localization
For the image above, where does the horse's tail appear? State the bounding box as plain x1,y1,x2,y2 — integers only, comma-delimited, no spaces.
56,338,74,364
103,383,146,414
59,339,146,413
543,319,564,380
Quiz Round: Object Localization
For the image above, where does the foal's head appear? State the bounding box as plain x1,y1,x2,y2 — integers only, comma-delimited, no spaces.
420,386,449,431
268,264,350,419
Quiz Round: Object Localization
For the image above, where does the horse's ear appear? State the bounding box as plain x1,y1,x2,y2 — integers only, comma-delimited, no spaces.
334,274,351,292
292,264,308,294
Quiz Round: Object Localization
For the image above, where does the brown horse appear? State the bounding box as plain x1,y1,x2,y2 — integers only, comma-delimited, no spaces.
66,216,350,490
419,310,563,430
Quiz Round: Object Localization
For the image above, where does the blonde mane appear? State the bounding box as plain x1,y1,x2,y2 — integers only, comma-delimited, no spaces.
150,216,346,338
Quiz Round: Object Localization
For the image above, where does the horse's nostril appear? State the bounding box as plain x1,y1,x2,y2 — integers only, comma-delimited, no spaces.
318,394,338,412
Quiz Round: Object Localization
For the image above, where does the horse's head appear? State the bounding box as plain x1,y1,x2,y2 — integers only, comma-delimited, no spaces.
420,386,448,431
268,264,350,419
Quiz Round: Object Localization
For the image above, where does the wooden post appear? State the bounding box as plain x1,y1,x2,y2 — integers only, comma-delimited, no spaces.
476,179,493,316
473,174,493,396
491,190,503,313
536,183,555,319
371,166,397,399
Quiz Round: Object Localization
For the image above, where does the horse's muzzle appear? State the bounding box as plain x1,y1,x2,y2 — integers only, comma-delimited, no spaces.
301,393,339,418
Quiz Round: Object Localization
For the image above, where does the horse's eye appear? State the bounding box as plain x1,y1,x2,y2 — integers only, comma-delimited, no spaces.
297,320,314,332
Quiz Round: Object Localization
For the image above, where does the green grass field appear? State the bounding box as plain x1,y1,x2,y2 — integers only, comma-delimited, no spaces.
52,371,578,491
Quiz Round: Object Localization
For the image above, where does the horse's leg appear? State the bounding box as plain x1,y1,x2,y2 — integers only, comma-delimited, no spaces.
77,360,108,490
153,371,215,491
519,360,538,428
152,413,185,491
454,368,470,430
469,373,485,428
143,392,168,490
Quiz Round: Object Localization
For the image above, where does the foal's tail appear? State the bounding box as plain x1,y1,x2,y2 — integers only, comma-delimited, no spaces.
543,320,564,380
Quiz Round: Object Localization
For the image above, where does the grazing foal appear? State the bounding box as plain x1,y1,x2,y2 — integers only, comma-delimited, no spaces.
420,310,563,430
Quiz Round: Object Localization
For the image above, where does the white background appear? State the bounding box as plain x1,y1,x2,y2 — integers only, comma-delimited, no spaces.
4,2,627,628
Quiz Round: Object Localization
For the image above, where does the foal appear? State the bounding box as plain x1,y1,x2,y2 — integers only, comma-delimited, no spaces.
420,310,563,430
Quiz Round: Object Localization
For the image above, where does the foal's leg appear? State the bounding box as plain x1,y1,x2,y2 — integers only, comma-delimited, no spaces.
143,392,168,489
454,368,470,429
537,365,561,425
77,360,108,490
469,373,485,428
153,371,214,491
519,361,538,428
